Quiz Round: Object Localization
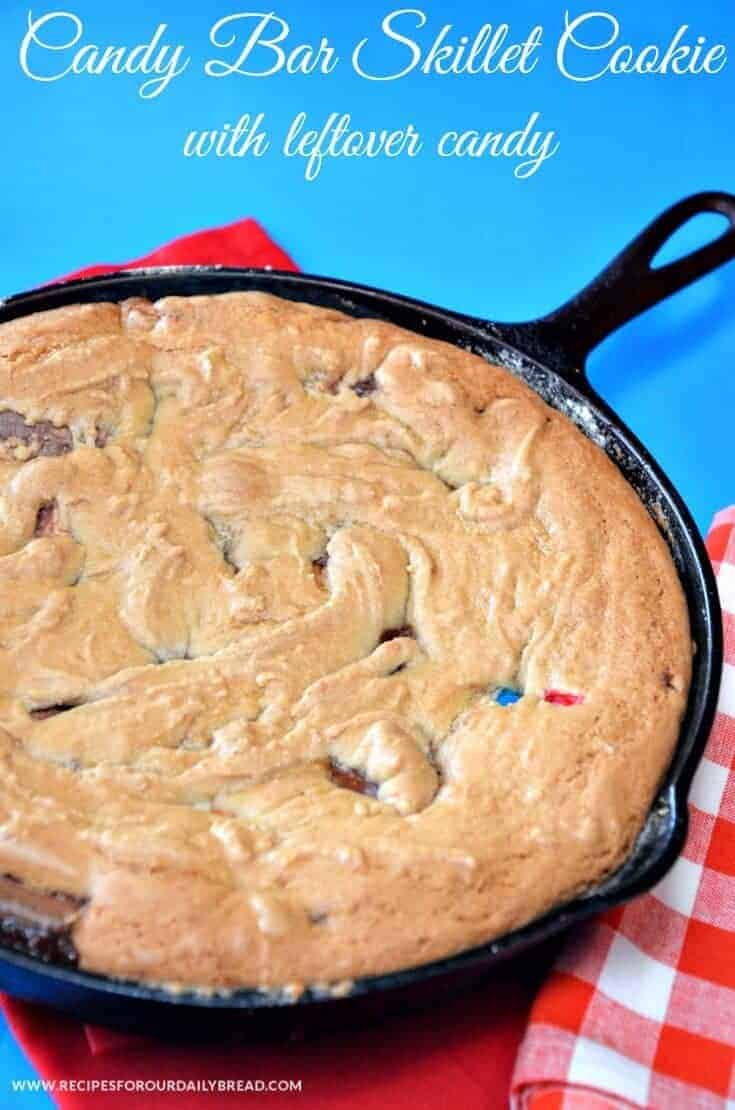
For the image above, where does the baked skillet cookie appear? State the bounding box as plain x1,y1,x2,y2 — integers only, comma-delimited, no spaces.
0,293,691,993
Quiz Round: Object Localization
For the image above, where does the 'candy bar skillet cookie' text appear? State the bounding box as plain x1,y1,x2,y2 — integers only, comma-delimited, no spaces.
0,192,728,1029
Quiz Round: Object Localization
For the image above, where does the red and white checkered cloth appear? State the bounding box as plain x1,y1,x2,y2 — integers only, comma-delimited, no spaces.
511,507,735,1109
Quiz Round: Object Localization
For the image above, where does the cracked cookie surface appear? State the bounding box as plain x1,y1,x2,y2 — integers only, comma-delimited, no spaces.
0,292,691,991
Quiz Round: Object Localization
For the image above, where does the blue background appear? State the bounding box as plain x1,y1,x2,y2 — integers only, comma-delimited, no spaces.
0,0,734,1100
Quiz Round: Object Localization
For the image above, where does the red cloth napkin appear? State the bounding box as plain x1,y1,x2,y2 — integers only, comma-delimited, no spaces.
0,218,538,1108
58,218,298,282
511,508,735,1109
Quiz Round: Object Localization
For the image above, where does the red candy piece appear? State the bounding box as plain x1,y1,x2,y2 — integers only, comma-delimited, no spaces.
544,689,584,706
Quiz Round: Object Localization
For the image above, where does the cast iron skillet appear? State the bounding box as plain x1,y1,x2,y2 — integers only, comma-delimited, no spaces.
0,192,732,1036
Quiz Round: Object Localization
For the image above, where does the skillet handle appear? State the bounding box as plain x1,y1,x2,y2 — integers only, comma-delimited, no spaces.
513,191,735,375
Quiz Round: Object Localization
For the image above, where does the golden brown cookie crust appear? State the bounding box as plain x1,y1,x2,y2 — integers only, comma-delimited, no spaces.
0,292,691,991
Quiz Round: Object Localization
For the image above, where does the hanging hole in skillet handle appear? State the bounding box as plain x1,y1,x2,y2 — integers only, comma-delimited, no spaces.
509,191,735,377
